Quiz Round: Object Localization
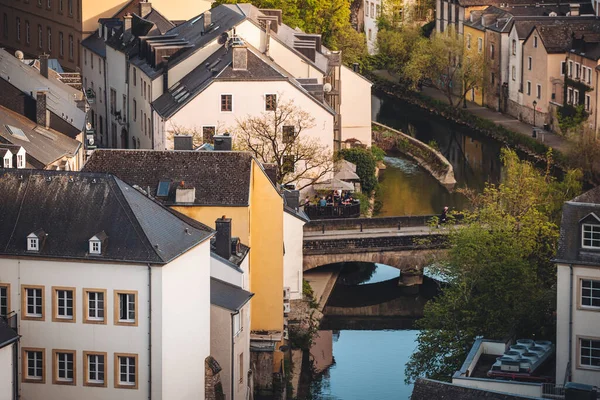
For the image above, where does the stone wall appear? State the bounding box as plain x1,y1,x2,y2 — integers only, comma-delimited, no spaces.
304,234,448,254
411,378,538,400
304,215,440,232
251,351,274,395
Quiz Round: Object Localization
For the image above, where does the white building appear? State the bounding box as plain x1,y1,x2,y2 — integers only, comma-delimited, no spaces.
282,192,309,300
0,318,19,400
0,169,214,400
364,0,381,54
555,187,600,387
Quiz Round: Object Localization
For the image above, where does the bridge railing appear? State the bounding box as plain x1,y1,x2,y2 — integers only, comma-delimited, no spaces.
305,214,463,232
304,204,361,219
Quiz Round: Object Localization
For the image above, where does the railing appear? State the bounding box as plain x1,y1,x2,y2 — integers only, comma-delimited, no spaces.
305,204,361,219
304,214,464,232
542,383,565,399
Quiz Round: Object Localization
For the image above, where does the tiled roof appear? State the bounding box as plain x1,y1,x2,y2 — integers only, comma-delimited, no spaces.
0,170,213,264
210,277,253,312
556,186,600,267
82,149,254,206
530,18,600,53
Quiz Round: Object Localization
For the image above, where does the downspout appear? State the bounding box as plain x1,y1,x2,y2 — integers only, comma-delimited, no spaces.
568,264,573,383
103,58,109,147
148,264,152,400
231,311,239,400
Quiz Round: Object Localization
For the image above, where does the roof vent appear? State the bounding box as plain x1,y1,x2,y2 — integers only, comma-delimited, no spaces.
213,133,232,151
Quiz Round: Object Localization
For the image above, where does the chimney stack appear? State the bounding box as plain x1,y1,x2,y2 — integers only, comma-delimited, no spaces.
215,216,232,260
570,3,580,16
262,163,278,185
39,53,49,79
123,14,133,43
36,90,50,128
204,10,212,32
139,0,152,17
232,45,248,71
213,133,232,151
284,190,300,210
352,62,359,72
174,135,194,150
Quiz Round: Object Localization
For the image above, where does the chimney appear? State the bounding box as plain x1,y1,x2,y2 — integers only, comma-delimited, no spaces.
352,62,359,72
175,181,196,203
39,53,49,79
139,0,152,17
36,90,50,128
262,163,278,185
123,14,133,42
232,45,248,71
284,190,300,210
215,216,232,260
264,19,271,56
204,10,212,32
174,135,194,150
570,3,580,16
213,133,232,151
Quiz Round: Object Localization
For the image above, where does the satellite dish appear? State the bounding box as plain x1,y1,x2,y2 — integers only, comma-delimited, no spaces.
15,50,24,60
323,83,332,93
218,32,229,45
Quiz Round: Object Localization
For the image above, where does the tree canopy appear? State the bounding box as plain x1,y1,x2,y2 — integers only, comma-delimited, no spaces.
405,149,582,383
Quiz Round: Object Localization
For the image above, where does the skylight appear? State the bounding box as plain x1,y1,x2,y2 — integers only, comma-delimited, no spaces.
5,125,30,142
157,180,171,197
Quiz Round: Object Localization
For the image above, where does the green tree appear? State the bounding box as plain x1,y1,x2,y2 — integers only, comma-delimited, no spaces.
329,23,369,68
337,147,378,194
405,149,581,383
375,26,421,74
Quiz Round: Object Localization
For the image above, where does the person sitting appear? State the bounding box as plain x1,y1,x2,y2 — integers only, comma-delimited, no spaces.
319,197,327,207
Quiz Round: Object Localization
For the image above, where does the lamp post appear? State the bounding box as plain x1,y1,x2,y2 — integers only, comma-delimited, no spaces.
532,100,537,127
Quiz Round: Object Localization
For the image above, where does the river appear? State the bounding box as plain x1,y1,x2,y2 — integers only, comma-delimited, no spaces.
299,92,509,400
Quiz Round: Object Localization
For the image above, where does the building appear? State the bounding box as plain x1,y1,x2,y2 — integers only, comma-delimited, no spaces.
364,0,381,54
555,186,600,386
80,4,372,158
282,191,309,300
463,14,486,105
0,169,214,400
82,149,290,395
0,317,19,400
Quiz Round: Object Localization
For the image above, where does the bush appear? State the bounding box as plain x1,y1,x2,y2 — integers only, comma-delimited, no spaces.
337,147,378,194
371,145,386,162
302,279,314,300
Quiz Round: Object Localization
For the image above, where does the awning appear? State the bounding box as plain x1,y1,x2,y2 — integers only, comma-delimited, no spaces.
313,178,355,191
335,159,357,173
334,169,360,181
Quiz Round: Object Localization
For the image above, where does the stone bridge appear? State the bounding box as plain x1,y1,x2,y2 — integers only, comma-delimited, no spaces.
303,215,452,272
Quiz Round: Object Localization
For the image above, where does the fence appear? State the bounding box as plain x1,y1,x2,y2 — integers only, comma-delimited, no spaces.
305,204,361,219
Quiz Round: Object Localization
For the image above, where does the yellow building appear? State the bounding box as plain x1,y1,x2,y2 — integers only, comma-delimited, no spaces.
463,23,485,106
82,148,287,387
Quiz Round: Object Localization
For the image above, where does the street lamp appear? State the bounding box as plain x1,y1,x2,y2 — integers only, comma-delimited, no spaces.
532,100,537,127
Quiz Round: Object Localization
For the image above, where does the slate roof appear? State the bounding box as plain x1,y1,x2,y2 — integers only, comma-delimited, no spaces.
82,31,108,57
0,170,213,264
210,277,253,312
527,18,600,53
0,105,81,168
82,149,254,206
0,319,19,349
555,186,600,267
210,238,250,267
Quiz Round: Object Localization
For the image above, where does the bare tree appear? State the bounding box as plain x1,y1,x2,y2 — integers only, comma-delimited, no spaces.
234,96,333,190
166,121,226,148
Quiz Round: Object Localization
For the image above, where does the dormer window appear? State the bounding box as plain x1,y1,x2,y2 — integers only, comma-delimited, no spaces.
28,237,39,251
27,229,46,252
3,150,12,168
582,224,600,249
89,231,108,255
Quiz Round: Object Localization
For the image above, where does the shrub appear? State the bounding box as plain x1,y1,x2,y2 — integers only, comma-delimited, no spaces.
337,147,378,194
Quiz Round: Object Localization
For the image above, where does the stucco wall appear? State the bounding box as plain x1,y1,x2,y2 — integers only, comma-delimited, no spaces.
105,46,128,148
507,28,522,104
170,206,250,245
211,256,244,288
340,65,372,147
0,343,15,400
283,212,305,300
82,43,108,147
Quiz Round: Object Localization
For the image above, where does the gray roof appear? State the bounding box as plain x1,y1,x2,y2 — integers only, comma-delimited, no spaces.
556,186,600,267
210,238,250,267
210,277,253,312
411,378,538,400
525,17,600,53
0,319,18,349
81,33,107,57
0,170,213,264
0,105,81,168
82,149,255,206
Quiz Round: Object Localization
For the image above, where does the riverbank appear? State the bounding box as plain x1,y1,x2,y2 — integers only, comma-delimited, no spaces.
367,70,570,168
372,121,456,190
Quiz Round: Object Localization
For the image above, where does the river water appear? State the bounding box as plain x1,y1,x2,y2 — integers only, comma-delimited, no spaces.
301,92,510,400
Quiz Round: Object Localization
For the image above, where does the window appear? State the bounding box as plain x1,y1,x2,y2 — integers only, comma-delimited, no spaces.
580,338,600,368
512,66,516,81
370,3,374,17
47,27,51,52
68,0,72,15
365,1,369,17
491,72,495,86
133,68,137,86
575,63,581,79
368,28,372,40
561,61,565,76
221,94,232,112
583,224,600,248
84,289,106,324
376,4,380,16
115,354,138,389
17,154,24,168
282,155,295,174
59,32,63,56
581,279,600,308
2,13,7,38
533,36,538,48
28,237,38,251
110,88,116,114
90,240,101,254
586,94,591,112
265,94,277,111
53,350,75,385
84,352,107,387
526,81,531,96
122,95,126,120
233,312,241,335
16,18,20,41
512,39,516,55
143,81,146,99
22,286,44,320
99,59,101,74
59,0,63,12
0,283,10,317
574,89,580,105
527,57,532,70
52,287,75,322
115,291,137,326
47,0,51,9
68,34,73,60
23,348,45,383
238,353,244,384
38,24,42,49
202,126,216,143
283,126,295,143
477,37,482,53
490,44,494,60
568,60,573,77
26,21,30,45
536,84,541,99
90,53,93,69
38,0,42,6
466,34,471,49
133,99,137,121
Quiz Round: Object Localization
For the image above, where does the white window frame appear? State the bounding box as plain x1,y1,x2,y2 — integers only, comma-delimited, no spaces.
17,154,25,168
569,60,573,77
581,279,600,309
89,240,101,254
87,291,104,321
526,81,531,96
365,1,369,17
477,37,483,53
568,87,573,104
512,66,516,81
26,287,43,317
55,289,73,319
56,351,74,382
118,356,136,386
582,224,600,249
528,56,532,70
26,350,44,381
118,292,136,323
512,39,516,55
27,237,39,251
575,63,580,79
0,285,9,317
579,337,600,369
585,94,591,112
87,354,105,384
4,156,10,168
574,89,580,105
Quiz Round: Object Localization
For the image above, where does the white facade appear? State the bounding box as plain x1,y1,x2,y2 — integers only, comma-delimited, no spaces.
364,0,381,54
556,263,600,386
0,343,16,400
82,42,108,147
339,65,373,147
283,211,306,300
0,241,211,400
508,25,524,106
105,47,129,149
